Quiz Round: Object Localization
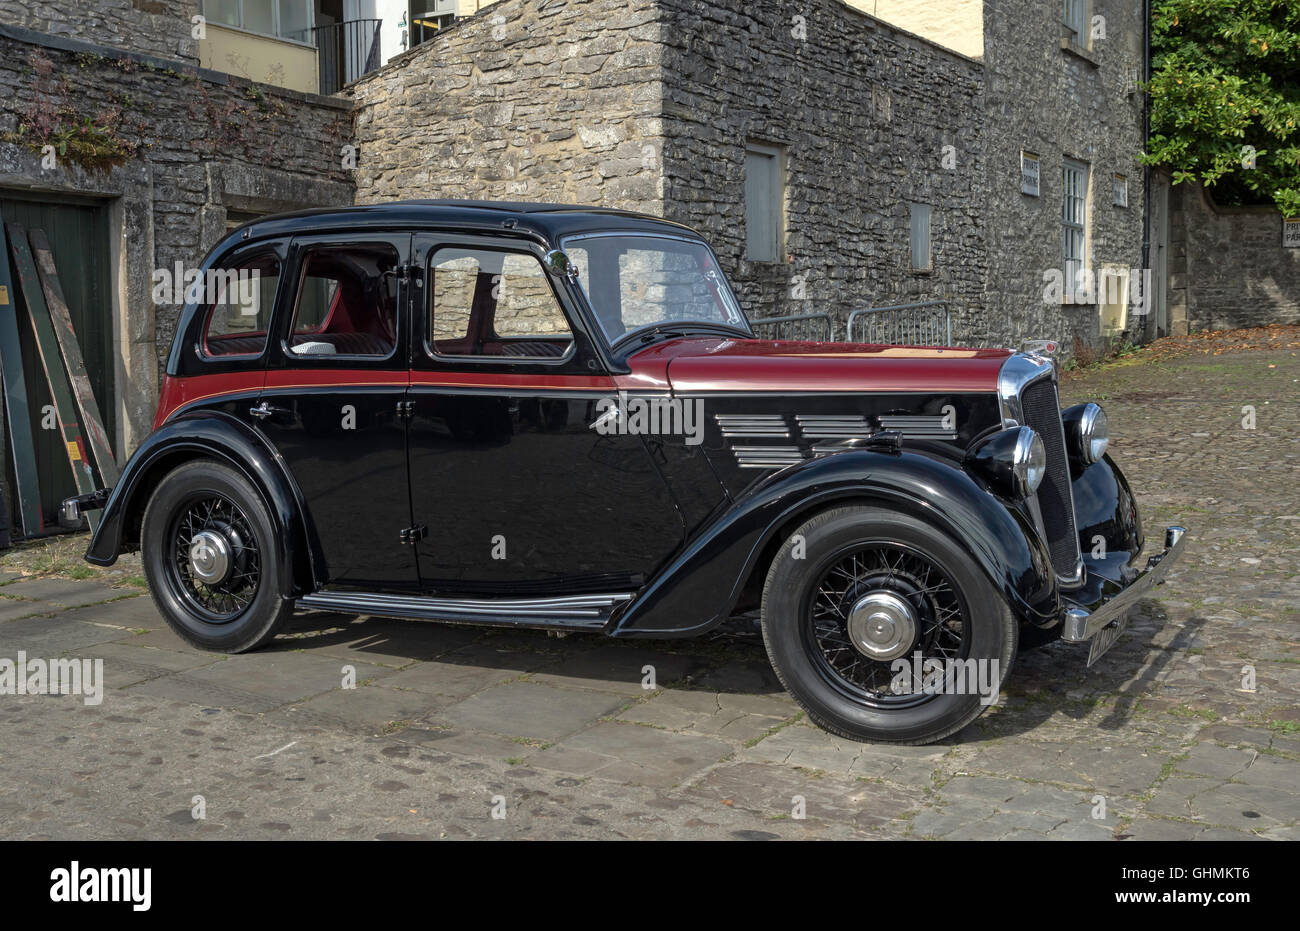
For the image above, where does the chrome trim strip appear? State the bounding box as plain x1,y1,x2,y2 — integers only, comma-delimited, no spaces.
733,445,804,468
876,414,957,440
796,414,873,438
715,414,790,438
996,352,1056,428
299,591,633,620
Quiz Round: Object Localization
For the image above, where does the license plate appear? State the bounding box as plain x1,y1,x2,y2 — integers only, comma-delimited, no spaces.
1087,612,1130,667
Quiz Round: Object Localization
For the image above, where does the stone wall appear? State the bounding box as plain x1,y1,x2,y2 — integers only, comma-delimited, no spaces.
1172,183,1300,331
658,0,987,335
351,0,1150,352
980,0,1147,349
349,0,666,213
0,25,353,450
0,0,200,62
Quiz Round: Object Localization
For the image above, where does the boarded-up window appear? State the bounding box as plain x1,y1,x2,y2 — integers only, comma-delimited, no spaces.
910,203,932,271
745,143,784,262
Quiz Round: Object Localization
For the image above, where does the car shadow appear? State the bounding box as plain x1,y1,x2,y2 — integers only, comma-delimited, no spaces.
263,604,1195,736
264,608,790,696
980,600,1205,741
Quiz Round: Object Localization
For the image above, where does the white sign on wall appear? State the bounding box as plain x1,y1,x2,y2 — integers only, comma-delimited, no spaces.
1113,174,1128,207
1021,152,1041,197
1284,218,1300,248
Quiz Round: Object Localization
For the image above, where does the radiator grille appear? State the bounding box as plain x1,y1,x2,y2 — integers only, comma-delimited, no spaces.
1021,378,1080,578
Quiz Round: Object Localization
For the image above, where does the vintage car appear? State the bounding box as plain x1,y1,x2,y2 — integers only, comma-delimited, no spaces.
68,200,1186,744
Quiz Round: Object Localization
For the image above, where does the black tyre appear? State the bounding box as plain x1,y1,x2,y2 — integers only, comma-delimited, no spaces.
141,460,291,652
761,506,1016,744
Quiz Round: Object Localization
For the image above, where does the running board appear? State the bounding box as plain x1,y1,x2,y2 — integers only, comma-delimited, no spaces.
295,590,634,630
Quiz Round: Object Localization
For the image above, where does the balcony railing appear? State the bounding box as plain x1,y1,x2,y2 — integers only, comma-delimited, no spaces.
302,19,383,95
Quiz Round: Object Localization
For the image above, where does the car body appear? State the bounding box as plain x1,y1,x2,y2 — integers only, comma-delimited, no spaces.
71,200,1186,744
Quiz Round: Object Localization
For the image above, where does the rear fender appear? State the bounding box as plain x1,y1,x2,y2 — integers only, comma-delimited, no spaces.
610,448,1060,637
84,411,316,598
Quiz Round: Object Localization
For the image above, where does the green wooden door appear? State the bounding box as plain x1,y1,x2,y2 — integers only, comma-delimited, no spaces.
0,193,113,528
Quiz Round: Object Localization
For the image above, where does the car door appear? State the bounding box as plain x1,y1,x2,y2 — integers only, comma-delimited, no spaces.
408,233,684,595
253,231,417,589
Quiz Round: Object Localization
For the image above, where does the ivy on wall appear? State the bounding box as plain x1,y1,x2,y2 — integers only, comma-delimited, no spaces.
1,50,146,175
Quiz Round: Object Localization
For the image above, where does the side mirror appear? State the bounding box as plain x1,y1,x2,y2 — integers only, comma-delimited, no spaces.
542,249,580,281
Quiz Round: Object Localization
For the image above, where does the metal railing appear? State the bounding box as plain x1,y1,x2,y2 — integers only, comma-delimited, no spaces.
749,312,835,342
310,19,382,95
846,301,952,346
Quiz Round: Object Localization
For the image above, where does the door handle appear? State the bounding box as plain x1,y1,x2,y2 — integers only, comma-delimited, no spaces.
589,406,621,431
249,401,291,421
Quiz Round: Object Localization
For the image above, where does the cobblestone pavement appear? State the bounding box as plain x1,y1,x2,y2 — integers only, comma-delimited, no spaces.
0,346,1297,840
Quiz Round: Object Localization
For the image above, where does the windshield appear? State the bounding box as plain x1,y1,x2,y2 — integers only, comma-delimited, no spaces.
563,233,751,344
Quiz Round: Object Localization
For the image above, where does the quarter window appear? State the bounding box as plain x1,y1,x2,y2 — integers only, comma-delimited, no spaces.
286,243,400,358
429,248,574,360
1063,159,1090,301
200,252,280,358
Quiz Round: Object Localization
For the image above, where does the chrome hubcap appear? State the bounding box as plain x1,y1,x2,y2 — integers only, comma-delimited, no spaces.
846,591,918,661
188,530,232,585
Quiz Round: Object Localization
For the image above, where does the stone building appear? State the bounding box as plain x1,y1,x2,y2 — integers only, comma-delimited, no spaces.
351,0,1152,352
0,1,352,518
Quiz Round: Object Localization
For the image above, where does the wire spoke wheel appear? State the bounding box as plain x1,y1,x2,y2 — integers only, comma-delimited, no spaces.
803,541,969,708
164,494,261,623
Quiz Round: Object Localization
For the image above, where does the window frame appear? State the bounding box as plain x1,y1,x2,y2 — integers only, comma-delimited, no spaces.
279,239,404,365
1063,0,1090,48
744,141,786,263
1062,158,1091,303
561,230,753,349
424,244,579,366
201,0,316,46
195,245,284,363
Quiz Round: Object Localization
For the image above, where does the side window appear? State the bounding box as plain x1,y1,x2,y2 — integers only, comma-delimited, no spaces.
201,252,280,358
429,248,574,360
286,243,400,358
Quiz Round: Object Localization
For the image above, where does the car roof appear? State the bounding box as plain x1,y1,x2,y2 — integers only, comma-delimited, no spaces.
217,199,704,257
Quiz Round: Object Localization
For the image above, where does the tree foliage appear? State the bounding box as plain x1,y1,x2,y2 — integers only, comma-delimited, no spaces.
1144,0,1300,215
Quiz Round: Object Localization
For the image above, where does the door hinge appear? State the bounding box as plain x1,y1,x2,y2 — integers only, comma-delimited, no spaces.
399,525,428,545
398,264,423,287
396,399,414,419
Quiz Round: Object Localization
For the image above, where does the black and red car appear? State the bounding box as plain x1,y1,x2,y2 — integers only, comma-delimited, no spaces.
69,201,1186,744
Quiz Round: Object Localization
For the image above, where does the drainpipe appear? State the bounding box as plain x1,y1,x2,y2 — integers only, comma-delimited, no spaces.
1139,0,1152,342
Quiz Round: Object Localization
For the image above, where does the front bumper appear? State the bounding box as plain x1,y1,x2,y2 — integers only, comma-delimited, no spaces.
1062,525,1187,644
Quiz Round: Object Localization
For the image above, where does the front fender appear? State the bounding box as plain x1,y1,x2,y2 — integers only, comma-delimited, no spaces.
609,448,1060,637
84,412,316,598
1072,452,1143,578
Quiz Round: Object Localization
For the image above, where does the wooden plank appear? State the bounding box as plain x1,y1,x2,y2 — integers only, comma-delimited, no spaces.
5,222,99,531
0,220,46,536
29,229,119,487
